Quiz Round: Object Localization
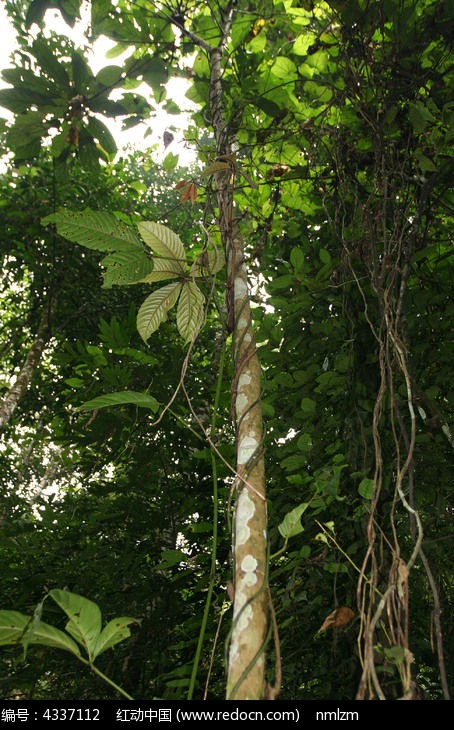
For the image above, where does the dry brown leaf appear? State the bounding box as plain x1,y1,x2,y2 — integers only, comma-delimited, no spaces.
318,606,355,632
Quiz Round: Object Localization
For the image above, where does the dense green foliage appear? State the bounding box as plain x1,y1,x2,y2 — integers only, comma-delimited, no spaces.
0,0,453,700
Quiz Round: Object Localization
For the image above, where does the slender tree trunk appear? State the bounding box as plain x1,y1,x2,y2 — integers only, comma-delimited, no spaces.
0,299,56,433
225,217,269,700
207,5,269,700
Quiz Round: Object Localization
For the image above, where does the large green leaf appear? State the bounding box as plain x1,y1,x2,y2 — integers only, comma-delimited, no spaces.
0,611,81,658
49,590,101,663
0,87,48,115
0,611,30,644
176,282,205,344
101,248,154,287
92,617,140,659
137,281,182,342
86,116,118,156
77,390,159,412
138,222,186,271
32,38,71,88
138,254,183,283
41,209,142,252
26,620,81,658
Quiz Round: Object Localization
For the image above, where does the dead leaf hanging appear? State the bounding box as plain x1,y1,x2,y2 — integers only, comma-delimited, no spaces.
318,606,355,633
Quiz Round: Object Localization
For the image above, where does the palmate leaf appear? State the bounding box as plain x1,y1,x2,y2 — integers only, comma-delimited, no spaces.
77,390,159,413
92,617,140,660
137,281,182,342
177,282,205,344
25,620,81,658
101,248,154,288
49,590,102,663
41,208,142,252
138,221,186,271
0,611,81,658
138,254,183,283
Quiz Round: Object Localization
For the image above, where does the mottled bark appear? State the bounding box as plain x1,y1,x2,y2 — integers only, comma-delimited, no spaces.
0,300,55,433
207,4,269,700
225,222,268,700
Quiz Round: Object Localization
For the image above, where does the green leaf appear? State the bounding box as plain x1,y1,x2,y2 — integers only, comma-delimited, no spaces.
77,391,159,413
32,38,71,88
409,102,436,134
157,549,187,568
292,32,317,55
142,58,169,89
92,617,139,659
106,43,129,59
26,0,52,27
49,590,101,663
254,97,282,118
290,247,306,272
414,150,437,172
138,255,182,283
278,502,310,538
324,562,348,574
319,248,331,264
271,57,297,80
26,620,81,658
358,477,374,500
297,433,313,452
0,611,30,645
162,152,179,172
101,248,154,287
138,222,186,270
41,209,142,252
72,50,92,89
190,247,224,277
87,117,117,156
95,65,123,87
280,454,307,472
6,112,48,158
0,88,40,115
137,282,182,342
164,100,181,115
300,397,316,415
176,282,205,343
383,645,406,664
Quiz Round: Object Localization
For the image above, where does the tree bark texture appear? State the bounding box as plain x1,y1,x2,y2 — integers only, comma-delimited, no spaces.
0,300,55,433
207,6,269,700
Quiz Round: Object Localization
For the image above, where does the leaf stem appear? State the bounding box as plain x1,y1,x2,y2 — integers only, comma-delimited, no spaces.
79,657,134,700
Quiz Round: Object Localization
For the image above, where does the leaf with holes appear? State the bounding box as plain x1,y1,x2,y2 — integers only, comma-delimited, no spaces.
177,282,205,343
137,281,182,342
41,209,141,251
101,248,154,288
138,222,186,271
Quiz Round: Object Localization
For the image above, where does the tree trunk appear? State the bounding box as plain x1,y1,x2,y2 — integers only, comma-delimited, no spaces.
206,6,270,700
0,299,56,433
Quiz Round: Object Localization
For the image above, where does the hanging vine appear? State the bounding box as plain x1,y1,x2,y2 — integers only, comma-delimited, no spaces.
322,19,451,698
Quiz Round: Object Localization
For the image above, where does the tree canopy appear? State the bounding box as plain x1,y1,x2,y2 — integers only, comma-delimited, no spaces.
0,0,453,701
